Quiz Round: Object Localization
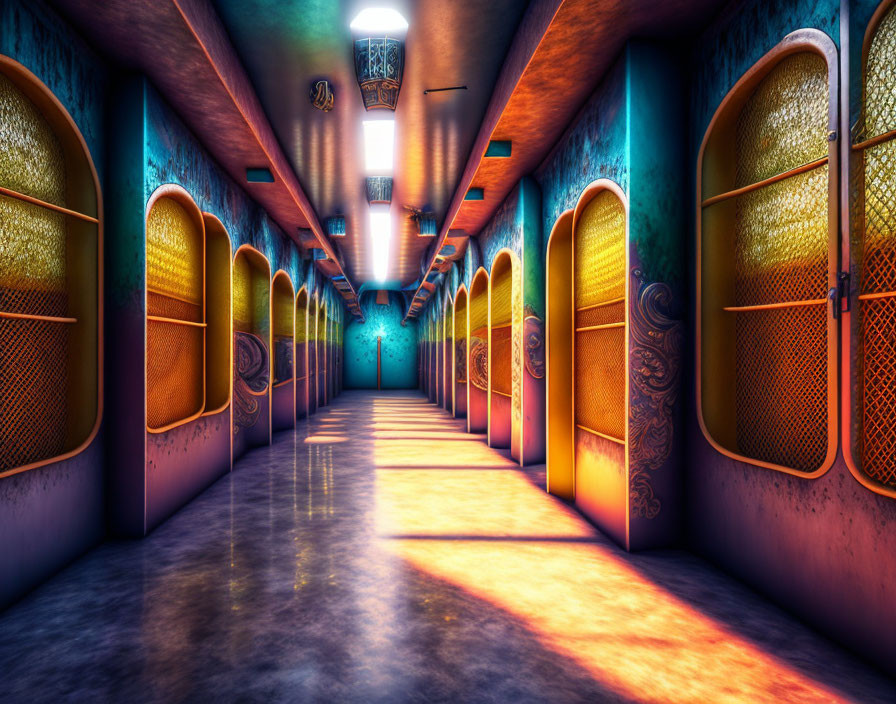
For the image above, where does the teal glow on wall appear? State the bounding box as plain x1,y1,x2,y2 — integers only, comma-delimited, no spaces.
344,291,418,389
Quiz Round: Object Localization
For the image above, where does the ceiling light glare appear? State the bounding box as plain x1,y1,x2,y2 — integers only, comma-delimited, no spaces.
350,8,409,33
363,119,395,173
370,207,391,281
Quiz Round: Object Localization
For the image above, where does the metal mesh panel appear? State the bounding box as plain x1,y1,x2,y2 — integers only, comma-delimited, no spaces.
575,190,626,441
857,9,896,489
512,262,523,430
864,4,896,140
720,54,830,473
147,290,201,323
734,165,829,306
0,73,65,206
575,327,625,441
862,297,896,487
295,300,307,344
146,198,204,429
0,75,76,472
491,324,513,396
469,279,488,332
273,287,293,338
862,140,896,294
455,295,467,385
147,320,203,429
0,194,67,317
734,305,828,472
735,52,828,188
0,317,69,472
491,266,513,327
575,191,625,309
146,198,202,306
491,264,513,397
455,296,467,340
576,300,624,329
233,254,251,331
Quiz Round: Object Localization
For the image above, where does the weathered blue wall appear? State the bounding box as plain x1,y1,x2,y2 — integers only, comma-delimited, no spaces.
345,291,418,389
530,41,687,547
106,79,347,536
145,86,314,296
536,53,629,249
0,0,108,609
686,0,896,672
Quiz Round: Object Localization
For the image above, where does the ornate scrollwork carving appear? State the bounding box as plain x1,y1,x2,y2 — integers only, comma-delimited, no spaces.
628,269,682,519
234,331,269,433
523,309,545,380
468,334,488,391
309,80,334,112
274,337,294,385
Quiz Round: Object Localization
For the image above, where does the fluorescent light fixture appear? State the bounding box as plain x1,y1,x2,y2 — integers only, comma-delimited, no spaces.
369,206,391,281
363,119,395,173
350,8,408,33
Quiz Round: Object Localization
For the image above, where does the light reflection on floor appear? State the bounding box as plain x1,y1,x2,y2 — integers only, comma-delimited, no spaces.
371,395,892,704
0,391,892,703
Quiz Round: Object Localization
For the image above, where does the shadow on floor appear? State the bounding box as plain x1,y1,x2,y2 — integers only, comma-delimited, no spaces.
0,390,893,703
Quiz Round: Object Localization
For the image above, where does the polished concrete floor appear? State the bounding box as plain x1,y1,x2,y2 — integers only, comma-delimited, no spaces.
0,391,894,703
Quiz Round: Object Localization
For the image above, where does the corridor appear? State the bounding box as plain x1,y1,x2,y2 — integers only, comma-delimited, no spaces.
0,392,892,703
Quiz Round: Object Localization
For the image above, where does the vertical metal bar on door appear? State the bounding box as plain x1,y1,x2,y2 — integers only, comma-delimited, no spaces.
377,335,382,390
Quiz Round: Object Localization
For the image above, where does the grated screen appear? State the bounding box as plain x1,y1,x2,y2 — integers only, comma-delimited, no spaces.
455,294,467,385
0,195,66,317
233,254,251,331
858,5,896,490
575,327,626,441
863,5,896,141
735,305,828,472
295,296,307,344
491,265,513,396
575,190,625,442
735,52,828,188
491,324,513,397
273,284,294,339
0,73,65,206
705,50,831,472
146,198,202,309
0,317,69,471
146,197,204,430
0,73,79,472
147,321,204,429
733,165,829,307
574,191,625,310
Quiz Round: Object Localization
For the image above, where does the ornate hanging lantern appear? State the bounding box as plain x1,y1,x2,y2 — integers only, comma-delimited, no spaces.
366,177,393,204
353,37,404,110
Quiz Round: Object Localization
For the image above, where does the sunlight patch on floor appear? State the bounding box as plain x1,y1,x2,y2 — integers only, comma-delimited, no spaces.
371,400,848,703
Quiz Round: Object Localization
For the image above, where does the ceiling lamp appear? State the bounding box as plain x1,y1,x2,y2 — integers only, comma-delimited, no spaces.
369,206,392,281
351,9,407,111
366,177,393,204
362,119,395,172
350,8,408,32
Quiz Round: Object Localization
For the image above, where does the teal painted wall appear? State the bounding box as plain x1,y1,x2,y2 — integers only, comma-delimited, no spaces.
345,291,418,389
686,0,896,673
0,0,108,611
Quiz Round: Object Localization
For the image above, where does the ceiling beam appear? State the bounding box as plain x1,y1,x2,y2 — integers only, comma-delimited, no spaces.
402,0,563,321
51,0,364,319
